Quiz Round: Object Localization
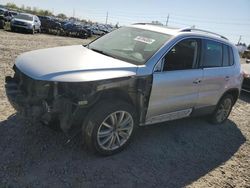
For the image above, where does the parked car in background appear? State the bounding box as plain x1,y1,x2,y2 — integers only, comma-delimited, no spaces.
62,22,88,38
89,25,106,36
0,8,13,22
0,14,5,29
38,16,62,34
5,24,242,155
9,10,19,16
10,13,41,34
242,50,250,63
242,64,250,92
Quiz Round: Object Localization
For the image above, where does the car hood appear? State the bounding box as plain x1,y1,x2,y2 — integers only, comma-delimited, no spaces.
15,45,138,82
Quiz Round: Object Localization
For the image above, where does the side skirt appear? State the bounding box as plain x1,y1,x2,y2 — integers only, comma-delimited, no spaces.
140,105,216,126
141,108,193,126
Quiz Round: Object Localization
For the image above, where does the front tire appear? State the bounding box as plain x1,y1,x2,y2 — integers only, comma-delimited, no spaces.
210,94,234,124
83,100,137,156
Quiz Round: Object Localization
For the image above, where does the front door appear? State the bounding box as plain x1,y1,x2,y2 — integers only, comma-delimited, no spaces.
146,38,202,124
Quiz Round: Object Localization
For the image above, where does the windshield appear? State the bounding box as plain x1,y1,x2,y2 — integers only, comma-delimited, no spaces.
88,27,172,65
14,14,33,21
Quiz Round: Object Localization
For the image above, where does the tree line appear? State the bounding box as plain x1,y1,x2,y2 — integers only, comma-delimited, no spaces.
4,3,67,19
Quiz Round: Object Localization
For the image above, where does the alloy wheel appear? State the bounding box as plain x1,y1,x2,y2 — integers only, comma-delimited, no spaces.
97,111,134,151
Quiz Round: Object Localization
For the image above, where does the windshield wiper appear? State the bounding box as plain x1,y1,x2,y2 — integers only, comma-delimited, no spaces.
90,48,116,58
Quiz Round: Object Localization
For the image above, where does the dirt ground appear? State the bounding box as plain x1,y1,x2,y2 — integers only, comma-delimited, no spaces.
0,30,249,188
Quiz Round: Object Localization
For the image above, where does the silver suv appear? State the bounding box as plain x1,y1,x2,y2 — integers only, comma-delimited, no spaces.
5,24,242,155
10,13,41,34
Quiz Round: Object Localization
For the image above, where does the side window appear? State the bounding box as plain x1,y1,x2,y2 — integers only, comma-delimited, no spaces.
229,47,234,66
222,45,229,67
202,40,222,67
163,39,200,71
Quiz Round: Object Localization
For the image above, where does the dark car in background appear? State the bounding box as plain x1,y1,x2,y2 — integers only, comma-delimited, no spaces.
62,22,88,38
38,16,62,34
0,13,5,29
0,8,13,22
0,8,15,28
9,10,19,16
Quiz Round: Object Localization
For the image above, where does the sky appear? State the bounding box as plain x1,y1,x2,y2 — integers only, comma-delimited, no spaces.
0,0,249,45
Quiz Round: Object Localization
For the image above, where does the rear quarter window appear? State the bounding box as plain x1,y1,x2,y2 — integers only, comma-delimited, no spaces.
229,46,234,66
222,45,230,67
222,44,234,67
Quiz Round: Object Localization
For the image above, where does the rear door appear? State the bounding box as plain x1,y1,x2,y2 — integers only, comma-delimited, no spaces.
196,39,235,108
146,38,203,123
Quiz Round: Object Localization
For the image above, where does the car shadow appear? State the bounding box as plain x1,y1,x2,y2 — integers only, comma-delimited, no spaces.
0,114,246,188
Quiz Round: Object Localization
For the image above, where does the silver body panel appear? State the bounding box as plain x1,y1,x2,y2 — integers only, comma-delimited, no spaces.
143,33,242,123
15,45,137,82
146,69,202,119
144,109,193,125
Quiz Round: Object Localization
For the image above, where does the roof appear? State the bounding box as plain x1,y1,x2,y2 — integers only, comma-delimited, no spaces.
131,23,231,44
130,24,181,36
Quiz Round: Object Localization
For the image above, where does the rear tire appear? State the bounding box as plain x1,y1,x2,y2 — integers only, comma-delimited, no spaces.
83,100,137,156
209,94,234,124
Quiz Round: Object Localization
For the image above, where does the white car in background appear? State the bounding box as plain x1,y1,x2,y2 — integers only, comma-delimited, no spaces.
10,13,41,34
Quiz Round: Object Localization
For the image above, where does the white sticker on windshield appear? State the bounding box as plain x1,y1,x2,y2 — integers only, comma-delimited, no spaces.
134,36,155,44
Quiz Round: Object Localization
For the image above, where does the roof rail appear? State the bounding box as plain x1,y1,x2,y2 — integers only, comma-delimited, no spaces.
179,28,228,40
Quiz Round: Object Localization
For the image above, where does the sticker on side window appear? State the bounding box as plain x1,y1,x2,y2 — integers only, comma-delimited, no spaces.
134,36,155,44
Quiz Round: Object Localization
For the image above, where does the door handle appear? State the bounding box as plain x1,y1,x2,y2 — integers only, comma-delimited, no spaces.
193,79,201,84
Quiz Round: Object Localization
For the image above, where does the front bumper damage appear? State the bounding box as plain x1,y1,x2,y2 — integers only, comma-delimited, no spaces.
5,66,153,135
5,66,83,133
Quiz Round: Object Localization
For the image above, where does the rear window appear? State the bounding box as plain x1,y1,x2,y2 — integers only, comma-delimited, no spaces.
202,40,223,67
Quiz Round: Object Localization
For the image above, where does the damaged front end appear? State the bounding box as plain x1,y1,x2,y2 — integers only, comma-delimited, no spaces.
5,65,153,135
5,66,89,133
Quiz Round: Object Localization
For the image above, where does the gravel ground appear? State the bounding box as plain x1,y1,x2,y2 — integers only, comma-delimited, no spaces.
0,30,249,188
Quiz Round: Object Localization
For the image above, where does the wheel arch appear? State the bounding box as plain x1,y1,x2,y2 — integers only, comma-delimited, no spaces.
98,88,136,107
219,88,240,105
